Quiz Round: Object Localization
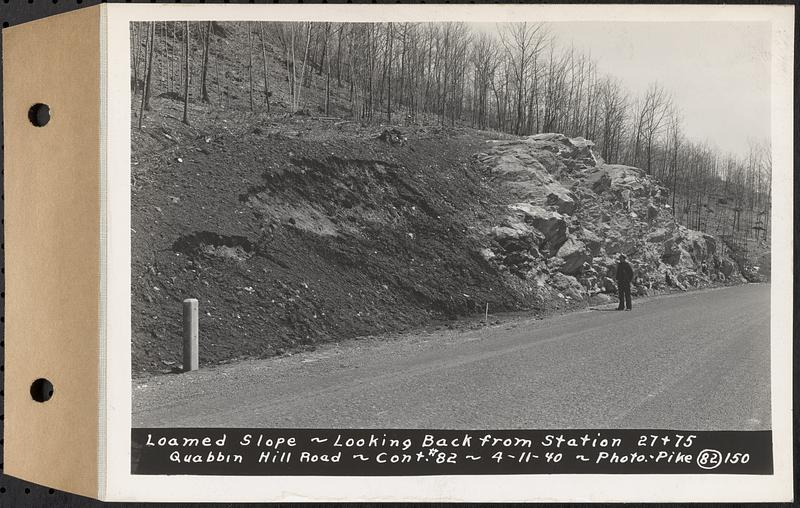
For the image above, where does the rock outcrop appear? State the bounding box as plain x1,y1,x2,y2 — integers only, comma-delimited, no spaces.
476,133,744,305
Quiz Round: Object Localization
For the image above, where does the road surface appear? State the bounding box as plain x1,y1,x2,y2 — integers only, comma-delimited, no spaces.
133,284,771,430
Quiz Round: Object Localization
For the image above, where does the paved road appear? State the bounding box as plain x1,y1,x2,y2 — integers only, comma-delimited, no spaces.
133,284,771,430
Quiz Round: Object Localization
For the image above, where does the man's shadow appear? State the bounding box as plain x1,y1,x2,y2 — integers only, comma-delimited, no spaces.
589,307,623,312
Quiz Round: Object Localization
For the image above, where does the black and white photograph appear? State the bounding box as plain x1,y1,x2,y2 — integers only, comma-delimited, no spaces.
129,15,775,436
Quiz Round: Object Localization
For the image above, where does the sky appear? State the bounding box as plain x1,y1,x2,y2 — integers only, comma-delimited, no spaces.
482,22,771,158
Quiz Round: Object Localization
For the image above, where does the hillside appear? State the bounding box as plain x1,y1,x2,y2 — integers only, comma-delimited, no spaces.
131,103,758,375
131,22,766,375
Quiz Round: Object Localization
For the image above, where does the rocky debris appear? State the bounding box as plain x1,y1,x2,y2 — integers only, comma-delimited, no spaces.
508,204,568,253
585,164,654,201
577,227,602,256
589,292,614,305
602,276,618,294
489,221,544,278
477,132,745,306
719,257,735,278
647,201,659,220
549,272,586,301
546,188,577,214
132,113,753,374
491,223,543,255
556,237,592,275
646,228,669,243
661,228,717,269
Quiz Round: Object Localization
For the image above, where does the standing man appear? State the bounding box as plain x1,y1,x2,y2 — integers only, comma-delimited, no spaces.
616,254,634,311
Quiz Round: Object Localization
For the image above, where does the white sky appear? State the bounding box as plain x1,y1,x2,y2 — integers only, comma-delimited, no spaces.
483,22,771,158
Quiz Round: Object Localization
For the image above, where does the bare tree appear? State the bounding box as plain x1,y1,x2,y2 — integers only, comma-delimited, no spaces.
142,22,156,112
200,21,212,103
137,22,156,130
182,21,190,125
248,22,255,111
259,22,271,112
498,23,548,134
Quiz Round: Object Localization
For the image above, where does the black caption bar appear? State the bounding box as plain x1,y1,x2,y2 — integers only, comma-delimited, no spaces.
131,429,772,475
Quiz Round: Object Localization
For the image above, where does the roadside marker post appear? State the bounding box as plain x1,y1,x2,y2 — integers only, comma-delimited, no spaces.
183,298,199,372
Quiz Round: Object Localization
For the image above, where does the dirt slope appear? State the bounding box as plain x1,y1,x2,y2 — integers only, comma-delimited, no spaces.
133,112,537,373
132,107,754,375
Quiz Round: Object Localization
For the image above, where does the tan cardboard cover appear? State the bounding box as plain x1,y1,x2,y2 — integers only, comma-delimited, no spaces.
3,5,103,498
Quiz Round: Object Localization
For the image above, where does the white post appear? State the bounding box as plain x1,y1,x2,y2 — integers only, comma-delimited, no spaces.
485,302,489,323
183,298,199,372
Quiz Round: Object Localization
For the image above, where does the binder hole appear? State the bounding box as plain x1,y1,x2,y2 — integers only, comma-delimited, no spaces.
30,378,54,403
0,487,5,494
24,488,31,495
28,103,50,127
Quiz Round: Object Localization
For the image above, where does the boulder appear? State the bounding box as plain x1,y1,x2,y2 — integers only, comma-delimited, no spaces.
646,228,669,243
529,132,569,143
589,293,614,305
508,203,568,252
577,227,603,256
577,262,601,293
584,164,649,202
491,223,543,253
605,235,639,257
484,146,574,206
665,269,687,291
719,257,735,278
549,272,586,301
546,187,577,214
584,168,611,193
661,237,694,269
556,237,592,275
503,251,539,278
647,202,659,220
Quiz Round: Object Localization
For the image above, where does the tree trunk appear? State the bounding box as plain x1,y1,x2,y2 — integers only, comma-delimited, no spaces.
294,23,313,112
325,26,331,115
248,22,254,111
290,24,297,111
215,40,222,104
162,22,168,93
182,21,190,125
142,22,156,112
131,24,140,96
387,23,393,123
200,21,212,103
336,25,344,87
260,23,271,112
137,23,155,130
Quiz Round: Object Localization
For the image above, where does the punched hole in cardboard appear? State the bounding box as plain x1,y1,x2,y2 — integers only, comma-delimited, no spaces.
28,103,50,127
30,378,54,403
